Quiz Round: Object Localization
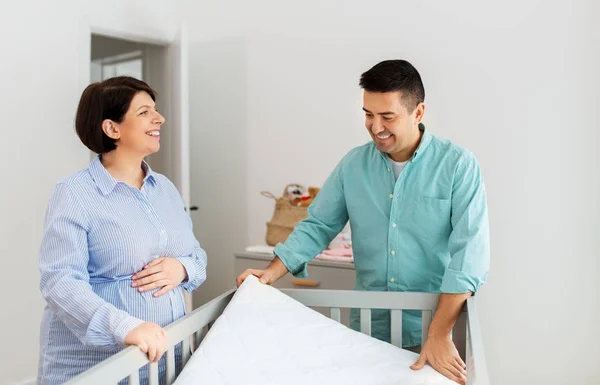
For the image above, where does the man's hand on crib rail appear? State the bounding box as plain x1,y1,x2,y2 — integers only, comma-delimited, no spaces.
124,322,167,362
411,292,471,384
411,335,467,384
131,257,188,297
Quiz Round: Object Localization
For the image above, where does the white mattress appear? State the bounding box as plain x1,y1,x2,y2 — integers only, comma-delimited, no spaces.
174,275,455,385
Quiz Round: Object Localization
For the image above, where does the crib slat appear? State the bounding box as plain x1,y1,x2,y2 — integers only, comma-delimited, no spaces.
453,310,467,361
330,307,341,323
194,328,203,349
360,309,371,336
127,369,140,385
182,337,191,366
466,324,474,385
166,346,176,385
148,362,159,385
390,309,403,348
421,310,432,344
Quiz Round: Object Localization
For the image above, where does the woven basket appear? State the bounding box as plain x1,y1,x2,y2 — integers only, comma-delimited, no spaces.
261,191,308,246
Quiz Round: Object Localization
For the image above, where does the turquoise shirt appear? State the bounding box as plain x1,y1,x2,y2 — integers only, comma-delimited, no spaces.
274,125,490,347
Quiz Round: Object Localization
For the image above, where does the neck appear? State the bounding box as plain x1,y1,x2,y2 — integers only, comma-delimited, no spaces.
100,150,146,189
388,127,423,162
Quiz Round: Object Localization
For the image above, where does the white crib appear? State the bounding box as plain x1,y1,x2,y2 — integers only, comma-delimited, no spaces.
64,288,490,385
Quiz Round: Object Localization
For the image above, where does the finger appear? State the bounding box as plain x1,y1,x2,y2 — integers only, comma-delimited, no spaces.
438,367,462,384
410,354,427,370
153,342,161,362
132,265,163,280
236,272,248,287
158,335,168,360
456,355,467,369
445,363,466,382
236,270,263,287
154,340,164,361
137,279,169,293
148,342,157,362
258,270,274,284
138,342,148,354
259,273,270,284
452,359,468,377
144,258,164,269
154,284,174,297
132,273,165,288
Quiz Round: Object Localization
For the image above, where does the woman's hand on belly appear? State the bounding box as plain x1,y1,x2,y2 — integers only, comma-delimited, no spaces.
131,257,188,297
124,322,167,362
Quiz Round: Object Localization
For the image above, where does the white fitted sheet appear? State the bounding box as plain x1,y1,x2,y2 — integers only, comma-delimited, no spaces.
174,275,455,385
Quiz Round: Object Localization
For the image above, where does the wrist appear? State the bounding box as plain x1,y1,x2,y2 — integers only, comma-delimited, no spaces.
174,257,192,284
270,257,289,279
428,324,452,339
116,316,144,346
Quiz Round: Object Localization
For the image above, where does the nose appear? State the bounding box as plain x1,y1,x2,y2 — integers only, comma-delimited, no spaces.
370,117,384,134
153,111,165,125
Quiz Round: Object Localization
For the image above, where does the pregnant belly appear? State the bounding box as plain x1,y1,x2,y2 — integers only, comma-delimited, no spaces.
90,278,186,327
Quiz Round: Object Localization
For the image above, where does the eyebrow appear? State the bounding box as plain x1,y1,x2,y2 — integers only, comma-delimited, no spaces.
362,108,395,116
136,105,155,111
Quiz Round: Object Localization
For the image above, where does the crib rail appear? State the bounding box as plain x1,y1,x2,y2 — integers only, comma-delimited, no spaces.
282,289,488,385
63,288,235,385
64,288,489,385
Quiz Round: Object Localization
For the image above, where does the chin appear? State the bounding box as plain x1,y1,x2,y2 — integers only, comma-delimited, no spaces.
374,141,395,154
144,145,160,157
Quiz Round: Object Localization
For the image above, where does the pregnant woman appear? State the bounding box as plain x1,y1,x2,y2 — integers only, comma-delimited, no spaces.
37,76,207,384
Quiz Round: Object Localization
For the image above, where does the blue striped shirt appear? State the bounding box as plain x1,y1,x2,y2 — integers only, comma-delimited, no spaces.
37,155,207,384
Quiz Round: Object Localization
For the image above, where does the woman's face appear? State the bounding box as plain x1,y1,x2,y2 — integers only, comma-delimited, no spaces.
105,91,165,157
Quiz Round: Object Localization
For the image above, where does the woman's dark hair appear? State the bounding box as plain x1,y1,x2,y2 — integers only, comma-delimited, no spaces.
359,60,425,112
75,76,156,153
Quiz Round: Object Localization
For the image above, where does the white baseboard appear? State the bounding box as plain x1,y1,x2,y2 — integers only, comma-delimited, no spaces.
10,377,36,385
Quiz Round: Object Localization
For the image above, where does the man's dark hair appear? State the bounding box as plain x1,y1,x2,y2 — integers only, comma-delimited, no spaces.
75,76,157,154
359,60,425,112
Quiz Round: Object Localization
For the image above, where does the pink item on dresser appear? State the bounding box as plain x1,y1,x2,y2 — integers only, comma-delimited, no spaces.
315,254,353,263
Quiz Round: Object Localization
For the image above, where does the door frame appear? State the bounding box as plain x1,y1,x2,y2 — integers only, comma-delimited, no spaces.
78,19,176,96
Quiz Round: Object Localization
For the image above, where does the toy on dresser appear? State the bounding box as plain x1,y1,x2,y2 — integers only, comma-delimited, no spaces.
283,183,305,206
296,186,320,207
280,184,321,207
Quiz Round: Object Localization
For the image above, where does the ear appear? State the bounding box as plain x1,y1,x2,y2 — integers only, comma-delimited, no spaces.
101,119,120,140
413,102,425,125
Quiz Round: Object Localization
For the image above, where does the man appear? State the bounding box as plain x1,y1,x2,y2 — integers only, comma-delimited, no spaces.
237,59,490,385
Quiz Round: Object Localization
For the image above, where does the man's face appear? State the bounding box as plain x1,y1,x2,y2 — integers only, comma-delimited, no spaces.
363,91,424,161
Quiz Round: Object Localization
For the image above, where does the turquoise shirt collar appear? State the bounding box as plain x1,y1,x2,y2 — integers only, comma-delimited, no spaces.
378,123,432,163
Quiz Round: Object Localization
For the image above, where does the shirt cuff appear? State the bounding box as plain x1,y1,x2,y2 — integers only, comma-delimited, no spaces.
440,269,483,294
273,243,308,278
114,315,145,346
175,256,197,292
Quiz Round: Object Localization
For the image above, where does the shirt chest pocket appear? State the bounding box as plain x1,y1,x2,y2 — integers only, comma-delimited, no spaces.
411,196,452,242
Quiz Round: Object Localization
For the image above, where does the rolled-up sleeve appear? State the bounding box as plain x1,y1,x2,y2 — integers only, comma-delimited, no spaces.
440,154,490,294
176,241,207,292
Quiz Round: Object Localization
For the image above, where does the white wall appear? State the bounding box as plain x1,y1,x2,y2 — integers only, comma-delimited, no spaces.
0,1,180,384
184,1,600,384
